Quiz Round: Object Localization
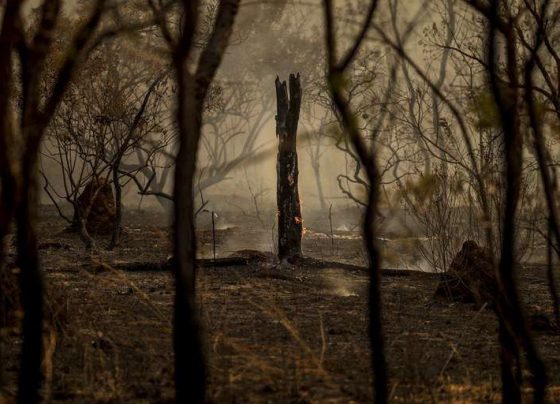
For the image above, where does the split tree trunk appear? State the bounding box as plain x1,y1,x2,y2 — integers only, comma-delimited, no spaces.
171,1,240,401
275,74,303,261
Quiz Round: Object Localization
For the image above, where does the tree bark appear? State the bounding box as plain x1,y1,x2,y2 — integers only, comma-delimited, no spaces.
173,77,206,403
0,1,23,392
275,74,303,261
15,162,44,404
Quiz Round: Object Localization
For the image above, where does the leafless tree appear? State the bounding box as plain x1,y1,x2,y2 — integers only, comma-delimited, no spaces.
41,34,171,249
322,1,388,402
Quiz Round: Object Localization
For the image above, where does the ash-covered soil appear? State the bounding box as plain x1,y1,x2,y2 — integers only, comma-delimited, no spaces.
2,207,560,403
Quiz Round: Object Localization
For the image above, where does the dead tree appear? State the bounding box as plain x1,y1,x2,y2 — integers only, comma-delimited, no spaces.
275,74,303,261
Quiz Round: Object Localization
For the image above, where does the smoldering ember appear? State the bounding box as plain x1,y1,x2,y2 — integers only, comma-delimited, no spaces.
2,1,560,403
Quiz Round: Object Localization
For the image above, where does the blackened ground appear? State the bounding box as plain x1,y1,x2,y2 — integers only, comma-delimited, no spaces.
1,206,560,403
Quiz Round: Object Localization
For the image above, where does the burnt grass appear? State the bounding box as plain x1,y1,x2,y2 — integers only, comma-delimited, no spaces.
2,207,560,403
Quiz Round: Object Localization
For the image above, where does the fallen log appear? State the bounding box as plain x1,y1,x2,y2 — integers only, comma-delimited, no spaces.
292,257,421,277
88,251,423,277
91,256,252,273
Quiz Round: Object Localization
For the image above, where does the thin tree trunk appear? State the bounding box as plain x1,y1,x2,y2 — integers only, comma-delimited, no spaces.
110,167,122,250
363,164,388,404
329,84,389,402
497,316,522,403
73,201,95,250
71,191,96,250
312,160,327,211
275,74,303,261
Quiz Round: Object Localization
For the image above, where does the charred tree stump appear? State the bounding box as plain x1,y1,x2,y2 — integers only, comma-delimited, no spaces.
275,74,303,261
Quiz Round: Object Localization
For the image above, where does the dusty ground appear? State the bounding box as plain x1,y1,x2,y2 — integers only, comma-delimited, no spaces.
2,207,560,403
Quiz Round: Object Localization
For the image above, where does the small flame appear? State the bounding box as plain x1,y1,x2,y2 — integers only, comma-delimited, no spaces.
294,216,303,224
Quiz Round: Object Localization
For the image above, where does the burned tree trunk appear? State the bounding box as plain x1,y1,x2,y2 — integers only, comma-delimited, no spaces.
275,74,303,261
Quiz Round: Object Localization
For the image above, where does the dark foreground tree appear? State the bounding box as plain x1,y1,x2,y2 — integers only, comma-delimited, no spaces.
275,74,303,261
465,1,549,402
150,0,241,401
0,1,108,402
322,1,388,403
